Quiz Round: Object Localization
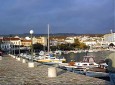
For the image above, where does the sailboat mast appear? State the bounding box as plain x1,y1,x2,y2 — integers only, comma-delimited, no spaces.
48,24,50,54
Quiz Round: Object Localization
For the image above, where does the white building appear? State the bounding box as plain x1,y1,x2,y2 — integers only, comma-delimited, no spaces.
65,37,75,44
103,33,115,45
0,37,21,51
83,40,97,47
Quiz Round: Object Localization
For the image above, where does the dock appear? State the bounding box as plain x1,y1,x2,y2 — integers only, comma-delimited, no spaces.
0,55,110,85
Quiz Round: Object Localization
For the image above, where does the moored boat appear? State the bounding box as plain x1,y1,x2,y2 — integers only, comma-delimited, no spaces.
58,55,99,74
36,53,66,64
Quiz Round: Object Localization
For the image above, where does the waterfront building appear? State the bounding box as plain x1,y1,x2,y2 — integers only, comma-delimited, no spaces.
36,37,47,46
21,39,31,47
24,36,47,46
83,40,97,49
50,37,65,46
0,37,21,52
103,33,115,45
65,37,75,44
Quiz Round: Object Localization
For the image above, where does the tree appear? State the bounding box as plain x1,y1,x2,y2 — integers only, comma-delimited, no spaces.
74,39,80,48
73,39,88,50
33,43,43,52
50,46,58,51
58,44,70,51
79,43,88,49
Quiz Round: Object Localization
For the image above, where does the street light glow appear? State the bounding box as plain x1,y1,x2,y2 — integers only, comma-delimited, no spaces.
30,30,34,34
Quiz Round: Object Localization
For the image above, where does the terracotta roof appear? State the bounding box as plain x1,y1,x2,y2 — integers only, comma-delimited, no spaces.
21,40,31,42
3,37,20,41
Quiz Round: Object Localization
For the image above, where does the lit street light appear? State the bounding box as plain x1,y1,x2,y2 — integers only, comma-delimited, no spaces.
30,30,34,62
28,30,34,67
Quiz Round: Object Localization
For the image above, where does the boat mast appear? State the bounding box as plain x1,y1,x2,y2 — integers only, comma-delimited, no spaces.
48,24,50,54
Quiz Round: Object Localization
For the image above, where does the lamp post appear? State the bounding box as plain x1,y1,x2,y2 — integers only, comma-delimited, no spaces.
14,44,15,55
19,41,20,57
30,30,34,62
28,30,34,67
17,40,21,61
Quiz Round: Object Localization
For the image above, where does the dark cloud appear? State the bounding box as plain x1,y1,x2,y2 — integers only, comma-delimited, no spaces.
0,0,114,34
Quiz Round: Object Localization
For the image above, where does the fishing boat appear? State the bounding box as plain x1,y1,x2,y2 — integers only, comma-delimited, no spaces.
75,55,99,68
59,55,98,74
86,62,109,78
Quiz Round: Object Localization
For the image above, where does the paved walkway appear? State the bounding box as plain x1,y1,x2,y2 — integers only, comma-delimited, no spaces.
0,55,110,85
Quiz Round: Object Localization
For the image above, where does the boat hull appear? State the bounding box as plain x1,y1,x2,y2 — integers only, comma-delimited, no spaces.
86,71,109,77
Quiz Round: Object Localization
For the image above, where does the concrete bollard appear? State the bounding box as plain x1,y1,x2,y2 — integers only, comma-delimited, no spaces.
0,56,2,60
15,57,17,59
17,57,21,61
28,62,34,68
13,56,15,58
22,59,26,63
48,67,57,77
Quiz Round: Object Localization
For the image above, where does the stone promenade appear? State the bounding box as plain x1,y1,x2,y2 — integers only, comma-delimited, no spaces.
0,55,110,85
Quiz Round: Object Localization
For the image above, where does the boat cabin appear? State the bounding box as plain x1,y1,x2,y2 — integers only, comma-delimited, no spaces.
82,56,95,63
75,56,98,67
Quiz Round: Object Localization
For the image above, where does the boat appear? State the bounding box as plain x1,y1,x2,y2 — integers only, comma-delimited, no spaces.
86,71,109,77
53,50,62,55
37,54,66,63
35,24,66,64
75,55,99,68
86,62,109,78
58,55,99,74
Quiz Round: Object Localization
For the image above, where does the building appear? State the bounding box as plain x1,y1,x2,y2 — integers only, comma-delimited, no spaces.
36,37,47,46
65,37,75,44
21,40,31,47
0,37,21,52
103,33,115,45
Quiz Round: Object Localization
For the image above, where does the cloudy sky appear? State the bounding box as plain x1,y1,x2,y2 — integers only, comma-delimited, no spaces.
0,0,114,34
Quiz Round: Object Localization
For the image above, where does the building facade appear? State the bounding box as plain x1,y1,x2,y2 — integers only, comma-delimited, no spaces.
103,33,115,45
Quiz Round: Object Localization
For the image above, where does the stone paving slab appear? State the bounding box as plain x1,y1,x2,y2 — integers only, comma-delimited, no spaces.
0,55,110,85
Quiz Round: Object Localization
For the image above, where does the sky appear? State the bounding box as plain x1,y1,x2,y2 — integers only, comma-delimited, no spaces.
0,0,114,35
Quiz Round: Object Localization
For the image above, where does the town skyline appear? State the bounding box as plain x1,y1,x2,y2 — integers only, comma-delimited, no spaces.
0,0,114,35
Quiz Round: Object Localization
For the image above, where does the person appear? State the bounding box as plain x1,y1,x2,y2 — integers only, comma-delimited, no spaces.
105,52,115,85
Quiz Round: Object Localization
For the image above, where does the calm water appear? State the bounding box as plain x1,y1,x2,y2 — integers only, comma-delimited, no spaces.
63,51,114,63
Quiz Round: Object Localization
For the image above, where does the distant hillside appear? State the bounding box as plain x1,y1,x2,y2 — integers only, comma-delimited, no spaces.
0,33,104,37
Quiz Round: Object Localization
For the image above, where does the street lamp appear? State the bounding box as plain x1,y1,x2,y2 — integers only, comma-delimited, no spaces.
19,41,20,57
30,30,34,61
28,30,34,67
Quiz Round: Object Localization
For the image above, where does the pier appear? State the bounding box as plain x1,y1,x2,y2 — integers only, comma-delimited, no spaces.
0,55,110,85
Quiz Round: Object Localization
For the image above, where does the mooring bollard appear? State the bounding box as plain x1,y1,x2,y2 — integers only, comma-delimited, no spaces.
0,56,2,60
28,62,34,68
13,55,15,58
48,67,57,77
17,57,21,61
22,59,26,63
